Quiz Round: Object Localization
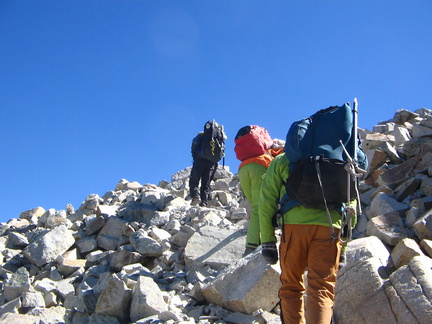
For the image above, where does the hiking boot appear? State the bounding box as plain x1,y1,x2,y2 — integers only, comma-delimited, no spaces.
199,201,207,207
191,197,201,206
242,247,255,257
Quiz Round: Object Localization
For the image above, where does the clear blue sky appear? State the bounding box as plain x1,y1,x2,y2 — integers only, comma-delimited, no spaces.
1,1,431,223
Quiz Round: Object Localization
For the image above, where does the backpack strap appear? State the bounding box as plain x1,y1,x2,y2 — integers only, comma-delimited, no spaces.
314,156,337,241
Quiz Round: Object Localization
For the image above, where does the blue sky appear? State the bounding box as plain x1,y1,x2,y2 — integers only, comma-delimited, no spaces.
1,1,431,223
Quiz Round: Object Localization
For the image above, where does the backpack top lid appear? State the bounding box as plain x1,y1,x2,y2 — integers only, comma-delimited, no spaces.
196,119,226,163
204,120,213,131
204,119,221,132
285,103,354,164
204,120,226,138
234,125,274,161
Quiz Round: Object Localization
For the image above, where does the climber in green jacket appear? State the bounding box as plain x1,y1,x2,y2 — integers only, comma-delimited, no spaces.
237,148,283,256
238,161,268,254
234,125,284,257
259,152,351,324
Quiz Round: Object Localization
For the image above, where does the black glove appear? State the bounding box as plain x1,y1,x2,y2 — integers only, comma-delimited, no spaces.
262,241,278,264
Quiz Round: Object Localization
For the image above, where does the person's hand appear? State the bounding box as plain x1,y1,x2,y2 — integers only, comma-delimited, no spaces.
262,241,278,264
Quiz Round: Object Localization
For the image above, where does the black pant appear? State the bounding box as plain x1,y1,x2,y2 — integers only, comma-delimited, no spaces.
189,158,217,204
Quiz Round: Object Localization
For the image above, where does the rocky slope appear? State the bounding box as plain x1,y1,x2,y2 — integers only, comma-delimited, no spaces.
1,107,432,324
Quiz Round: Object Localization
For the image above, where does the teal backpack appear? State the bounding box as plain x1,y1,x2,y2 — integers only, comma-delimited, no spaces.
282,100,368,241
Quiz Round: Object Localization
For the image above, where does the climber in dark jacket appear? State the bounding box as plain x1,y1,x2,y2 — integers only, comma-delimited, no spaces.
189,120,226,207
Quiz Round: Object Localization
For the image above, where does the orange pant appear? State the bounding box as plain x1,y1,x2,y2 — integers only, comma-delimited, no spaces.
279,224,342,324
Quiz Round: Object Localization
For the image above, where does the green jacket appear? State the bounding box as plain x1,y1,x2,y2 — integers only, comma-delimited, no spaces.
238,162,267,208
259,153,355,243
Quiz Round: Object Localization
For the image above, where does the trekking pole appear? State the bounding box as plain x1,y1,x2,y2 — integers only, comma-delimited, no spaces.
352,97,361,218
339,98,359,243
353,98,358,163
339,140,355,243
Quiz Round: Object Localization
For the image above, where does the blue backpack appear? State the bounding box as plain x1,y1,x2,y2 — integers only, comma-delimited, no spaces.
282,102,368,241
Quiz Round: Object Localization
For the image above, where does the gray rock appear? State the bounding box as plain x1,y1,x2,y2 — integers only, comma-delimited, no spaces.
118,263,153,283
420,239,432,257
414,151,432,173
149,227,171,243
130,275,168,322
413,209,432,240
21,292,45,308
87,313,121,324
380,141,402,164
414,108,432,118
213,166,234,180
390,125,412,148
412,123,432,138
34,278,57,294
57,259,89,277
362,133,396,151
184,225,246,271
76,236,98,254
370,192,409,218
97,216,128,251
394,109,420,123
0,297,21,317
85,215,106,236
140,186,170,211
7,232,29,248
3,267,31,302
124,181,143,191
26,306,67,323
402,137,431,157
377,155,420,187
46,213,72,229
171,167,191,183
0,312,40,323
392,177,421,202
96,205,118,218
169,224,196,247
190,209,224,227
406,205,424,228
223,312,262,323
23,225,75,267
202,249,280,314
389,256,432,323
20,207,46,224
107,250,147,272
420,177,432,196
391,238,425,268
365,149,388,177
56,279,75,299
95,274,132,322
366,212,409,246
334,257,396,324
64,295,86,313
117,201,159,225
385,282,418,324
229,207,248,221
130,229,164,257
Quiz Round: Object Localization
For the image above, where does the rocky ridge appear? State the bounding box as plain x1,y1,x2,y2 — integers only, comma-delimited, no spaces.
0,107,432,323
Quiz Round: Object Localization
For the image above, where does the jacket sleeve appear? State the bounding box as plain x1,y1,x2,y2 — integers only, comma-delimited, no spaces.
259,154,288,243
191,134,202,157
